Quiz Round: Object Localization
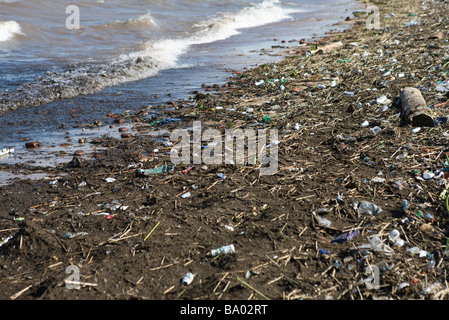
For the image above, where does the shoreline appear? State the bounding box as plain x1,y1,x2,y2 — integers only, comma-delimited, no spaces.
2,0,449,302
0,2,360,185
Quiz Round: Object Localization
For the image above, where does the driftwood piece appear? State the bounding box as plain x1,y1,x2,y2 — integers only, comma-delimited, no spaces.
400,87,434,127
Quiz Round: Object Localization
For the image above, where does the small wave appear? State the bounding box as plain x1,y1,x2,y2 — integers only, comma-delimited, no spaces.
93,11,159,31
128,0,299,73
0,0,297,113
129,12,159,28
0,21,22,42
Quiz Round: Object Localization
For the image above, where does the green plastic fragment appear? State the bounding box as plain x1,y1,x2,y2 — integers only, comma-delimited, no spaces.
138,165,176,176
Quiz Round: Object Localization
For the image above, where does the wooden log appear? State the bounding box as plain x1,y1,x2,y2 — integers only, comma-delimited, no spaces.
400,87,434,127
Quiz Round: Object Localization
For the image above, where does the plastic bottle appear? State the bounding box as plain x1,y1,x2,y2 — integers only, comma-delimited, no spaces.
358,201,383,215
182,272,195,285
313,212,331,227
211,244,235,257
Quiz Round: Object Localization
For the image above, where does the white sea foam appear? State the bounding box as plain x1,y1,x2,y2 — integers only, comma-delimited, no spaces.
122,0,299,78
0,20,22,42
130,12,159,28
0,0,305,111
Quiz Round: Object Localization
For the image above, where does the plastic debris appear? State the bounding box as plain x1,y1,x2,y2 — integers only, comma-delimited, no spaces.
211,244,235,257
137,165,176,176
62,232,88,239
358,201,383,216
388,229,405,247
319,248,331,255
182,272,195,285
0,147,14,157
157,117,182,125
313,211,332,227
181,191,191,198
331,229,360,243
357,235,394,256
370,126,382,134
401,200,409,213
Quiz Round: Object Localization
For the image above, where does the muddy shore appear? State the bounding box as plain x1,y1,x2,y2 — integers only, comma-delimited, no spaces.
2,0,449,303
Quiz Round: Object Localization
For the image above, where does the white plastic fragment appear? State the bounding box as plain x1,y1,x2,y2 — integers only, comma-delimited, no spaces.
371,176,386,183
358,201,383,215
423,172,434,180
388,229,405,247
181,191,191,198
182,272,195,285
370,126,382,134
360,120,369,127
211,244,235,257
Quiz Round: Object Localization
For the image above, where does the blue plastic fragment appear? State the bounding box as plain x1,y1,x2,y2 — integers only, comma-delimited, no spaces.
331,229,360,244
319,248,331,255
158,117,182,125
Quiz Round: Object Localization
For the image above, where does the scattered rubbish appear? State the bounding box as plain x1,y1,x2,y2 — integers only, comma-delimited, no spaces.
376,95,390,105
313,210,332,227
358,201,383,216
211,244,235,257
371,176,386,183
400,200,409,213
0,147,14,157
331,230,360,243
360,120,369,127
62,232,88,239
315,208,332,214
370,126,382,134
217,173,226,179
311,41,343,54
181,191,191,199
337,193,344,204
3,0,449,301
182,272,195,285
0,235,14,247
357,235,394,256
423,172,434,180
183,166,194,174
397,282,410,292
435,80,449,93
25,141,41,149
406,246,430,258
223,224,235,232
137,165,176,176
388,229,405,247
157,117,182,125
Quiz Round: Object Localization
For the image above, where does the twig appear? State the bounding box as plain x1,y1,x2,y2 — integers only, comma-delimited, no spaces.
236,277,270,300
144,221,161,241
10,284,32,300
